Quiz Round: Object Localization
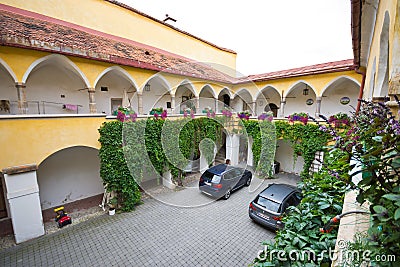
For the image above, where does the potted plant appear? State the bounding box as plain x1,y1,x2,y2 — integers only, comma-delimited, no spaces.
238,110,251,120
288,112,309,125
258,111,274,121
108,197,117,215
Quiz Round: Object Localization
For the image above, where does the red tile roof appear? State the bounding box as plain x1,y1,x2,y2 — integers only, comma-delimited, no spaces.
238,59,355,83
0,5,235,83
0,4,356,85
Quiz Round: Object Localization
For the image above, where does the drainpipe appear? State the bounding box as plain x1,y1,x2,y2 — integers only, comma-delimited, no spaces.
355,67,366,114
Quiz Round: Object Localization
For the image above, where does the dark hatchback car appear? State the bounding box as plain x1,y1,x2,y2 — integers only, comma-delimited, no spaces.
249,183,301,230
199,164,252,199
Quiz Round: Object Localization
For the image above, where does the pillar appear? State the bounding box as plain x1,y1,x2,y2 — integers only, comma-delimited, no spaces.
137,92,143,115
15,82,27,114
162,170,175,189
195,96,200,113
315,96,322,118
280,97,286,118
252,101,257,116
88,88,97,113
247,137,254,167
2,164,45,243
214,97,218,113
171,95,176,114
225,134,240,166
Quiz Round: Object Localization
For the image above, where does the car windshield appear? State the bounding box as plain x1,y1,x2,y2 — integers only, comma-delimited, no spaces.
202,171,221,183
255,196,281,212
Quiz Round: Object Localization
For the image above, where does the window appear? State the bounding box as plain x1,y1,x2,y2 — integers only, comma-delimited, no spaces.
255,196,281,213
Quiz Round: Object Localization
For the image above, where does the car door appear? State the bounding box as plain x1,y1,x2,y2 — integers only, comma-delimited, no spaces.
232,168,244,189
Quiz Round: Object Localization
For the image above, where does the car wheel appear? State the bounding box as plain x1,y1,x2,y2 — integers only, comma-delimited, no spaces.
223,189,231,200
245,177,252,186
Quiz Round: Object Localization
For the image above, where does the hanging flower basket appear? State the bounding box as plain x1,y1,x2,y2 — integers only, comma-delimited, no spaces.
288,112,309,125
328,112,351,128
238,110,251,120
258,111,273,121
116,107,137,122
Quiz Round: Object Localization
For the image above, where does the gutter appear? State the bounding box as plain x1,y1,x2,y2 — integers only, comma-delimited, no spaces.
351,0,364,113
355,67,366,113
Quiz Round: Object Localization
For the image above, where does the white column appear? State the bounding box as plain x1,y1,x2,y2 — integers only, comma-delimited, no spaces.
2,165,45,243
88,88,97,113
171,95,176,114
280,97,286,118
225,134,240,166
15,83,27,114
195,96,200,113
137,92,143,115
247,137,254,167
214,97,218,113
162,170,175,189
315,96,322,118
252,102,257,116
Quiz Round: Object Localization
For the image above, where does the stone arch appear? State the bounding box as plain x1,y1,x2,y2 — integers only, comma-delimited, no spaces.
320,76,361,96
141,74,172,114
375,11,390,97
93,66,138,90
175,79,197,97
0,57,18,83
93,66,139,115
22,54,90,88
0,57,18,114
199,84,217,99
320,76,360,116
285,80,316,97
255,85,280,116
232,88,253,113
37,145,103,220
175,80,197,113
22,54,91,114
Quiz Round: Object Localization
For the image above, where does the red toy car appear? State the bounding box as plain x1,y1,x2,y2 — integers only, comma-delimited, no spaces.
54,206,72,228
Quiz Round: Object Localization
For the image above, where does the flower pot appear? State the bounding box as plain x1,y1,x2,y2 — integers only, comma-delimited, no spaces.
109,208,115,216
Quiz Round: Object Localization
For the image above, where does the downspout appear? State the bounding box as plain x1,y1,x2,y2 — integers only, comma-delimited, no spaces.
355,67,366,114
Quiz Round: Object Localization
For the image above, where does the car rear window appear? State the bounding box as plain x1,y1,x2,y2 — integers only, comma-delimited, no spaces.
255,196,281,212
202,171,221,183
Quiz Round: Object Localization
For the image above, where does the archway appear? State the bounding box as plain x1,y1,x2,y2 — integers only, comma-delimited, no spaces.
37,146,103,221
175,81,196,114
199,85,216,113
0,58,17,114
94,66,138,115
23,54,90,114
232,88,253,114
142,74,171,115
320,77,360,116
285,82,316,117
255,86,280,116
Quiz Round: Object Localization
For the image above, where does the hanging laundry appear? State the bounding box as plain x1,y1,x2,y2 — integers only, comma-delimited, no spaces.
63,104,78,111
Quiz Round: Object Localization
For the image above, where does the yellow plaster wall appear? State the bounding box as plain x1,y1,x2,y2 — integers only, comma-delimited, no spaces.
364,0,398,96
0,116,106,169
2,0,237,73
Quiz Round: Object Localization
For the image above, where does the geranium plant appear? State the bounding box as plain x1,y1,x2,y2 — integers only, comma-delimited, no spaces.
327,112,351,128
116,107,137,122
238,110,251,120
258,111,273,121
288,112,309,125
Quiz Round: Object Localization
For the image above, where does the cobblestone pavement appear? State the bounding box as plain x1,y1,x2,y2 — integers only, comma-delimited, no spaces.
0,173,300,266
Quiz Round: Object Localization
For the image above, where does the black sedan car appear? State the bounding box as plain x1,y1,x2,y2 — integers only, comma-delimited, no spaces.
199,164,252,199
249,183,301,230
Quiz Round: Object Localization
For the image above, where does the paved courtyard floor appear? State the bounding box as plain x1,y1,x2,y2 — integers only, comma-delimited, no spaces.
0,173,300,266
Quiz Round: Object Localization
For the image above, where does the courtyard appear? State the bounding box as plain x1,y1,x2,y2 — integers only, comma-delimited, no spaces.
0,173,299,266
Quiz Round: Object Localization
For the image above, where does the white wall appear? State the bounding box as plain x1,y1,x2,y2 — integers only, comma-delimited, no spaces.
0,65,18,114
275,140,304,175
26,65,89,114
37,146,103,210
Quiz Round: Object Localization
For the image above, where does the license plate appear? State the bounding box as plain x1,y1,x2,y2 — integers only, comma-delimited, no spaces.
257,212,270,220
